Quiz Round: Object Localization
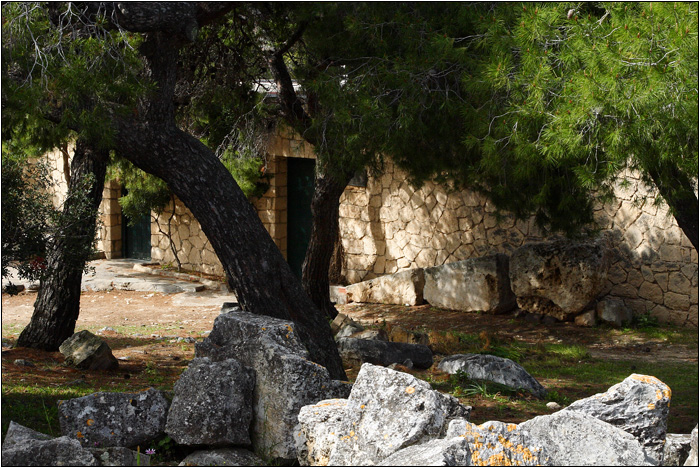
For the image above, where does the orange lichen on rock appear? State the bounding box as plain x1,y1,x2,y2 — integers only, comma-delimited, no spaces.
631,374,661,385
507,424,517,432
405,386,415,394
86,419,94,426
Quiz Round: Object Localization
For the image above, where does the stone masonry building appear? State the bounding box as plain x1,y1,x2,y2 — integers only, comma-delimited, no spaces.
42,129,698,326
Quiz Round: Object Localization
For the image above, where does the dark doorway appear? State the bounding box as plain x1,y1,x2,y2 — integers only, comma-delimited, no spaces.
122,189,152,260
287,158,316,278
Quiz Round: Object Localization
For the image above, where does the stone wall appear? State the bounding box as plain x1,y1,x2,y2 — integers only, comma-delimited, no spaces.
150,154,293,276
338,161,698,326
40,145,120,258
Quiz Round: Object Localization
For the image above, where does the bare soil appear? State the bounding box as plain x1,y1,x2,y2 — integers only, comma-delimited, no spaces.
2,290,698,436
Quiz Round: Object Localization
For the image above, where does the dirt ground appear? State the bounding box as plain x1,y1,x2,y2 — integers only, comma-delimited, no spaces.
3,290,697,363
2,289,698,438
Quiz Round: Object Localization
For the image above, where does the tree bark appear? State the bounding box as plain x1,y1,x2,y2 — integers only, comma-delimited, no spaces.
112,31,346,380
17,140,108,350
644,159,699,252
302,171,353,320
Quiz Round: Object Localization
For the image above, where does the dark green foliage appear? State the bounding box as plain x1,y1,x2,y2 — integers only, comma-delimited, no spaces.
459,2,698,237
1,146,54,283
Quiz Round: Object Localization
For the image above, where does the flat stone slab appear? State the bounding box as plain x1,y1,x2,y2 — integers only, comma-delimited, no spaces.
337,337,434,369
438,353,546,398
347,269,425,306
424,254,516,314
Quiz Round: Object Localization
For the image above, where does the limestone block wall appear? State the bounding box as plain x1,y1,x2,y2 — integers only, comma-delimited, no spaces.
40,145,120,258
338,161,698,326
150,154,291,276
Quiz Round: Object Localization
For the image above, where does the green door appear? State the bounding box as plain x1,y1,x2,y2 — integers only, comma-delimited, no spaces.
287,158,316,278
123,213,152,260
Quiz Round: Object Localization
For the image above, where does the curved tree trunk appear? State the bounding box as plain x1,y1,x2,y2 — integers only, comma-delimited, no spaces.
644,159,699,252
302,171,353,320
17,140,108,350
111,32,346,380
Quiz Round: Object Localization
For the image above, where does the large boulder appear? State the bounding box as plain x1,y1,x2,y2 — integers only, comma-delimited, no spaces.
59,330,119,371
296,399,348,466
664,433,692,466
178,448,265,467
195,308,350,461
337,338,434,369
1,422,98,466
509,238,611,320
327,363,471,465
346,268,425,305
596,297,633,327
518,410,654,465
438,353,547,399
445,419,551,466
564,374,671,464
683,424,698,466
424,254,516,314
165,357,255,446
377,437,471,466
58,388,169,448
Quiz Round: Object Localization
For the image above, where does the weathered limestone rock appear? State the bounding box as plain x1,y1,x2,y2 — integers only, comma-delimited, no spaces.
165,357,254,446
346,269,425,305
574,310,596,327
178,448,265,467
335,322,364,339
424,254,516,314
90,447,150,466
337,337,434,369
664,433,692,466
59,330,119,371
195,309,350,461
564,374,671,464
350,328,389,341
2,421,53,447
438,354,547,399
596,297,633,327
296,399,348,466
683,425,698,466
510,238,611,320
518,411,654,466
377,437,471,466
327,363,471,465
330,313,361,335
2,422,98,466
58,388,170,448
445,419,551,466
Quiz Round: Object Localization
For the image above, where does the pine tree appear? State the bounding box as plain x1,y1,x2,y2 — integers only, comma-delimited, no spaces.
458,2,698,247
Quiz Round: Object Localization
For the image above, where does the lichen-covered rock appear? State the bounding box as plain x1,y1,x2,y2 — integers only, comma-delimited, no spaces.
438,353,547,399
89,447,150,466
683,425,698,466
195,309,349,461
337,338,434,369
564,374,671,464
58,388,169,448
165,357,254,446
2,421,53,448
59,330,119,371
424,254,516,314
178,448,265,466
518,410,654,466
445,419,551,466
1,423,98,467
347,268,425,306
296,399,348,466
377,437,471,466
664,433,692,466
510,238,611,320
327,363,471,465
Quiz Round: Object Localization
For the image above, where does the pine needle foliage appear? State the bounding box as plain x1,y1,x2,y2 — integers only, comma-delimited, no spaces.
459,2,698,237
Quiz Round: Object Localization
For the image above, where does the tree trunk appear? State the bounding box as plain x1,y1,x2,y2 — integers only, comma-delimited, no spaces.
644,159,699,252
302,171,352,320
17,140,108,350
